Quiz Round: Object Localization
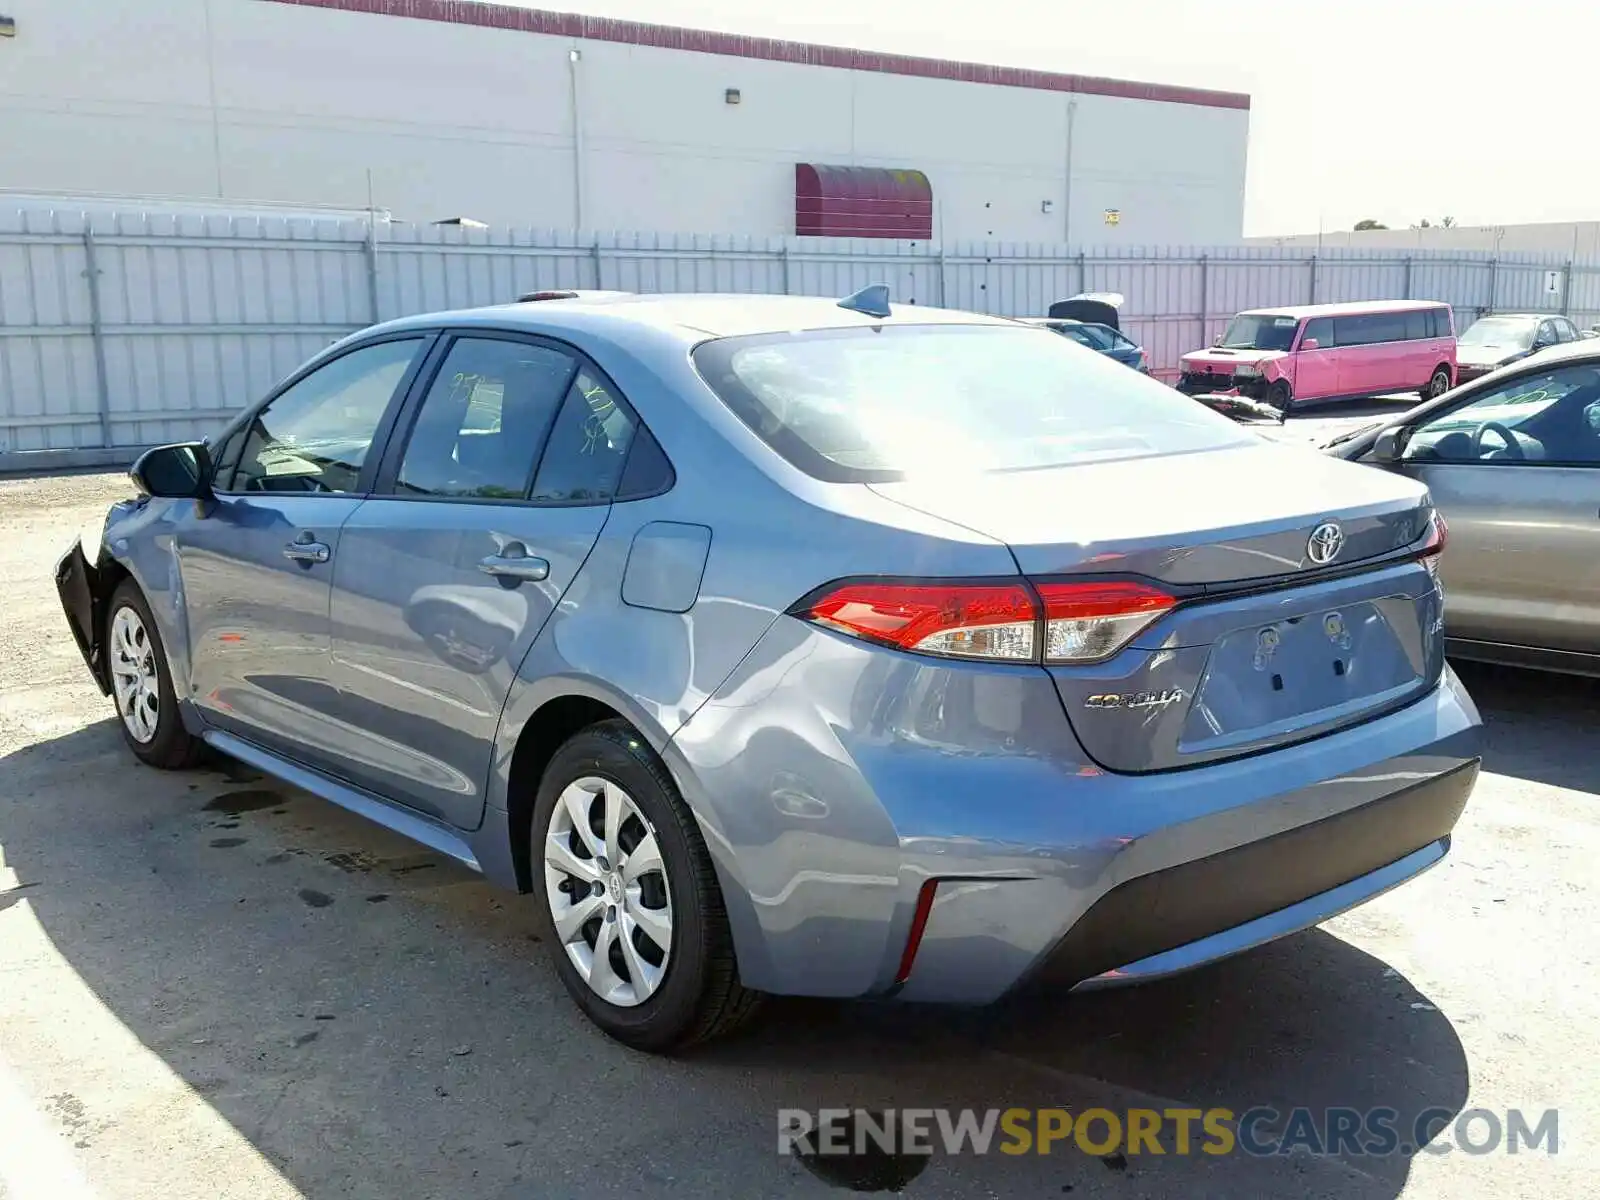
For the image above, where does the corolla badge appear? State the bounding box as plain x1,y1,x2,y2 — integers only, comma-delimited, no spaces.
1085,688,1186,711
1306,521,1345,565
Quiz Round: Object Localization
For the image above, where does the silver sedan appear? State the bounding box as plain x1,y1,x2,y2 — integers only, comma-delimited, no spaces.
1327,339,1600,676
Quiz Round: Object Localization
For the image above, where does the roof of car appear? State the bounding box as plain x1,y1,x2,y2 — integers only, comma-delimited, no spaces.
1236,299,1449,320
373,292,1018,342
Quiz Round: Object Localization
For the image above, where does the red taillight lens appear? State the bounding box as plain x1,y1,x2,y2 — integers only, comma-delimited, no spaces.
1036,580,1176,663
802,577,1177,664
1419,511,1448,575
806,581,1038,662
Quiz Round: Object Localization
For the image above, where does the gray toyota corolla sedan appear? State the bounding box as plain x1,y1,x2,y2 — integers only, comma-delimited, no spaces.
56,289,1482,1050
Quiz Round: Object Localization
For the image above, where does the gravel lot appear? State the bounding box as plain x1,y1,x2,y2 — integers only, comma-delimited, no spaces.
1,468,1595,1200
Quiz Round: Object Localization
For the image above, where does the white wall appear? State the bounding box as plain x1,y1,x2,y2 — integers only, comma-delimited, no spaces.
0,0,1249,243
1248,222,1600,262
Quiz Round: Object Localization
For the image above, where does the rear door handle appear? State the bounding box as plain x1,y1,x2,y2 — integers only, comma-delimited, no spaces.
479,545,550,583
283,532,331,564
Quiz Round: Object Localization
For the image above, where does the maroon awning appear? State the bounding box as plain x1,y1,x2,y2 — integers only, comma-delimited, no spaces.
795,164,934,239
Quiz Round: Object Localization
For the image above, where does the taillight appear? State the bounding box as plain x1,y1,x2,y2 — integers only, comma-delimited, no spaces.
806,581,1038,662
799,577,1175,664
1418,511,1448,576
1035,580,1176,663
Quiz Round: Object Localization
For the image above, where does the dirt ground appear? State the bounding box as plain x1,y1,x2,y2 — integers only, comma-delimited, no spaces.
1,471,1595,1199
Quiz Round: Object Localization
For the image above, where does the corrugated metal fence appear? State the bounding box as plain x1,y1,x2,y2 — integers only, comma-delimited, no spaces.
6,205,1600,465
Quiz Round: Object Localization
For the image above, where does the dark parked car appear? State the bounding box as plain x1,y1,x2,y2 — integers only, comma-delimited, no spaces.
1326,337,1600,676
1023,318,1149,372
1022,292,1148,371
1456,313,1583,384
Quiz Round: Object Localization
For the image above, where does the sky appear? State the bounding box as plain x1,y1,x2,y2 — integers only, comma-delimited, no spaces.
524,0,1596,237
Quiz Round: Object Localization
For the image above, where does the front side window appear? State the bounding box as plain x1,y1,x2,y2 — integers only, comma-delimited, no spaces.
1301,318,1333,348
529,367,639,503
1220,313,1299,351
395,338,577,499
1404,364,1600,465
693,324,1251,483
230,338,422,494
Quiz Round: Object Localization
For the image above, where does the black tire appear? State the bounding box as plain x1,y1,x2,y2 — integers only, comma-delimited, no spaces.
105,579,204,769
530,719,761,1051
1266,379,1293,412
1422,365,1452,400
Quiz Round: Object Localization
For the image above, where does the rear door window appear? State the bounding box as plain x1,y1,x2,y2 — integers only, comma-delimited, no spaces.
692,324,1250,483
1405,310,1431,341
393,337,578,499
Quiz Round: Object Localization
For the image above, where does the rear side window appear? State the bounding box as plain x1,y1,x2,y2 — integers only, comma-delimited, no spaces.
692,325,1251,483
1405,310,1430,341
530,367,639,503
1335,313,1407,346
1431,308,1453,338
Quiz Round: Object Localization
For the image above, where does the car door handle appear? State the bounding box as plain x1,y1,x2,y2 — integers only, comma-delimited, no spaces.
283,535,331,564
479,548,550,582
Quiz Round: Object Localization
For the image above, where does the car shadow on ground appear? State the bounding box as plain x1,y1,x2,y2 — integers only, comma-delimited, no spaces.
0,719,1470,1198
1453,661,1600,794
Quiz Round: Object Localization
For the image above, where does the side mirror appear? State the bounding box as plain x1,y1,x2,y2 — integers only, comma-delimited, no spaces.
1370,427,1410,464
130,442,212,499
1212,333,1224,347
1300,337,1320,351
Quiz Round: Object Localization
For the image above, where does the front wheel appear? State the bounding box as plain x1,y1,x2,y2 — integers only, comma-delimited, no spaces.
1422,366,1453,400
1265,379,1293,412
106,579,203,769
532,720,761,1051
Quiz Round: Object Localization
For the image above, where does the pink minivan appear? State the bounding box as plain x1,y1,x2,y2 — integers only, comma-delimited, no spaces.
1177,300,1456,411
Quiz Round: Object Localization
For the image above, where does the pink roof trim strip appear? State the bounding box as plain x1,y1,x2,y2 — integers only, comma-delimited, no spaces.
260,0,1250,111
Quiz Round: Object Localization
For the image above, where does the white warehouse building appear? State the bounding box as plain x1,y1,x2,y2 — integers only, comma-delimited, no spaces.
1,0,1250,242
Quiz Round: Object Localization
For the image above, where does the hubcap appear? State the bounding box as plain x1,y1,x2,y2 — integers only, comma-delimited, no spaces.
543,776,673,1007
109,606,160,744
1432,370,1450,397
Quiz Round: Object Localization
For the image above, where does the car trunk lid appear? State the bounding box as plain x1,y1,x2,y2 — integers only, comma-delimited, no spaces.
870,443,1444,771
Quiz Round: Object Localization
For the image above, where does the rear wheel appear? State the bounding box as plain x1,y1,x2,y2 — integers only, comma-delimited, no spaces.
106,580,203,769
1265,379,1293,412
1422,365,1452,400
532,720,761,1051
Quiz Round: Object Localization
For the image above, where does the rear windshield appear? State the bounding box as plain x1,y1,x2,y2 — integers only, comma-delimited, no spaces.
691,324,1250,483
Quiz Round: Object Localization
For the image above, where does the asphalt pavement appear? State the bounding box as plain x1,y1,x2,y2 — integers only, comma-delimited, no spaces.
1,470,1594,1200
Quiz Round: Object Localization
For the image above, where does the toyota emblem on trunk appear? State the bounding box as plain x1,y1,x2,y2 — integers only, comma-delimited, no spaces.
1307,521,1344,565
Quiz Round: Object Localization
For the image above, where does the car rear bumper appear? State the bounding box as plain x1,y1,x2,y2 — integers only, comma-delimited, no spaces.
1040,758,1473,990
671,620,1482,1003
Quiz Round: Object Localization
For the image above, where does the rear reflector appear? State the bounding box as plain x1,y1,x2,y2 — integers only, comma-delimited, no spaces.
1036,580,1176,663
895,879,940,984
800,577,1176,664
